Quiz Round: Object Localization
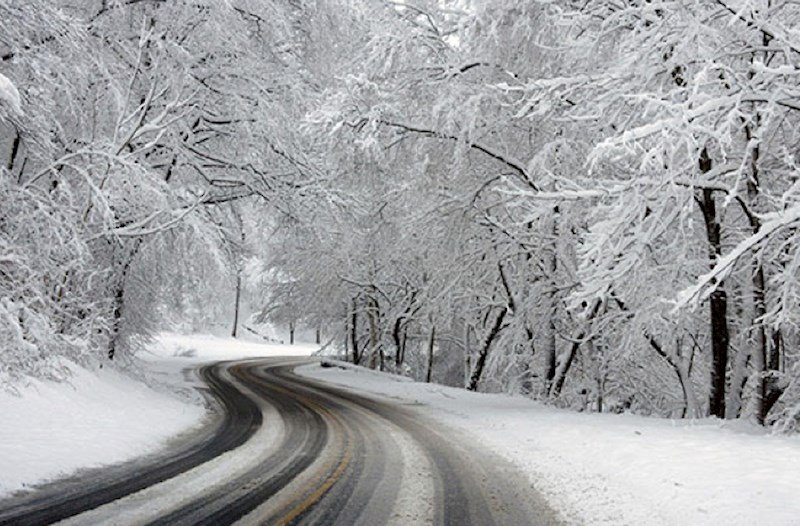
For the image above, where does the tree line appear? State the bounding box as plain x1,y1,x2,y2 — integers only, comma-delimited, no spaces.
2,0,799,431
265,0,800,431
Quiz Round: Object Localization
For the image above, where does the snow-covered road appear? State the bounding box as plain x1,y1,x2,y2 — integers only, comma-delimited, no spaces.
0,355,558,525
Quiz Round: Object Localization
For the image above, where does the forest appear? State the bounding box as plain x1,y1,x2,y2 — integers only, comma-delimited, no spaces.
1,0,799,431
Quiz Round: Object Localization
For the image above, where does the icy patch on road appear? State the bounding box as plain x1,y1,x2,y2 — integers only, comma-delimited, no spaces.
298,361,800,526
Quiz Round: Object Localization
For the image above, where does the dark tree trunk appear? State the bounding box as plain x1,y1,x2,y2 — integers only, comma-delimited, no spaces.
543,207,559,393
752,262,768,423
6,129,20,171
764,329,786,418
350,298,361,365
231,273,241,338
769,329,782,373
367,294,381,370
467,307,507,391
426,325,436,383
108,240,142,360
289,322,295,345
696,149,730,419
550,338,580,399
108,282,126,360
392,292,418,367
550,299,603,398
647,335,691,418
343,315,350,357
393,317,405,367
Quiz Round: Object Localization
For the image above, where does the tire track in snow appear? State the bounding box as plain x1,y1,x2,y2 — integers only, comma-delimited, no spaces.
0,358,560,526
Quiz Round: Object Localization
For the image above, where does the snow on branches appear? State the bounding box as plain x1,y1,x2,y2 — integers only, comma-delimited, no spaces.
0,73,22,116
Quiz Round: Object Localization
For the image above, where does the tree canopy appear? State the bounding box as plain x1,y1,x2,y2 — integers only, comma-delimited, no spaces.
2,0,799,431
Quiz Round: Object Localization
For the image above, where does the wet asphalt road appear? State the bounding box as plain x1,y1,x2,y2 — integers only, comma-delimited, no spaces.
0,358,560,526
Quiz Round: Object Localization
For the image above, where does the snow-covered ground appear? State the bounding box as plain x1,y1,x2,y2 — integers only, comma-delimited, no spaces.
4,334,797,525
0,333,316,498
0,360,203,497
298,361,800,526
149,332,317,363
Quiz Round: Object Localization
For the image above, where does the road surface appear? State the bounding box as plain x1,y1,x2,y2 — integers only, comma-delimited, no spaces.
0,358,560,525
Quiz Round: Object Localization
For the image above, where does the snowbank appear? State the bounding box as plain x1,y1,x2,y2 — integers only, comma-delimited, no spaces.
0,361,204,497
298,361,800,526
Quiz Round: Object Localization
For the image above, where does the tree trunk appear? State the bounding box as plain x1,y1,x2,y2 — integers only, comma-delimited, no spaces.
551,298,603,398
6,128,20,171
550,337,580,399
367,294,381,370
231,273,241,338
728,336,750,418
677,364,699,419
463,323,472,387
401,330,408,370
697,149,730,419
107,239,142,360
742,122,786,424
467,307,507,391
542,207,559,395
289,321,295,345
542,314,557,396
647,335,698,418
350,298,361,365
520,326,535,395
108,281,126,360
751,263,768,423
393,317,405,367
344,324,349,354
426,324,436,383
764,329,785,418
740,121,769,423
343,308,350,359
678,337,701,418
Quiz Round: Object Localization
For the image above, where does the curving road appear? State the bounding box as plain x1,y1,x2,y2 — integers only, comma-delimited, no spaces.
0,358,560,526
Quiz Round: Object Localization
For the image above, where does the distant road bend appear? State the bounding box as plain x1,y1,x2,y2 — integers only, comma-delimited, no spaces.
0,358,560,526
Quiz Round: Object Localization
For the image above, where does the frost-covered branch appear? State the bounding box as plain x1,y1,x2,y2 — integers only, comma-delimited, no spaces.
674,204,800,311
375,119,540,191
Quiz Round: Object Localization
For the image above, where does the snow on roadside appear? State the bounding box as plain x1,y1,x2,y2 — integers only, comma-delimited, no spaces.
0,360,203,497
0,333,317,498
297,361,800,526
146,332,317,364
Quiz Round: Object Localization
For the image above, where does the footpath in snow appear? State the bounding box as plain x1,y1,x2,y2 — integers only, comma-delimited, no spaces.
0,333,315,498
297,360,800,526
